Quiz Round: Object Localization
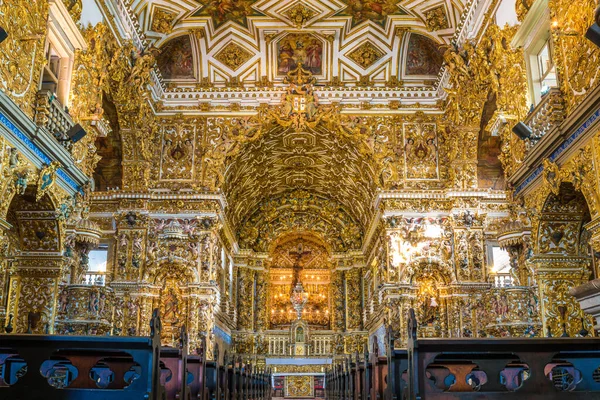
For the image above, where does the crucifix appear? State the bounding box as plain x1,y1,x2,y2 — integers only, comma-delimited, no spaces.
289,243,311,287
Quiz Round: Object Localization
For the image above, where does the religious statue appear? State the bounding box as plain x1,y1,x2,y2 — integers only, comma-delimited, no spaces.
89,291,99,315
36,161,60,201
58,289,69,313
163,287,180,324
296,326,305,342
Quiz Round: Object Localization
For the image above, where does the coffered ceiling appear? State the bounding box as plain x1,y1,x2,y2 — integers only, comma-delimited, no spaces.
121,0,478,98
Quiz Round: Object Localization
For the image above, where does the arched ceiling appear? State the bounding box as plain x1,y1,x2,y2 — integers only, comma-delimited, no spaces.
128,0,461,91
224,125,376,252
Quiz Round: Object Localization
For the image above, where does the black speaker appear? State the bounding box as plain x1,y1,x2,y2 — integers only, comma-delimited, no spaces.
0,27,7,44
67,124,87,143
512,121,533,140
586,23,600,48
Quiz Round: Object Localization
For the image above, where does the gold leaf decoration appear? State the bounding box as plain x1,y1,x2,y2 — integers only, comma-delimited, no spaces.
347,41,385,69
215,42,253,71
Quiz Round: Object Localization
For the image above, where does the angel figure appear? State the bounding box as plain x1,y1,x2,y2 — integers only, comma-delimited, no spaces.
132,235,143,253
154,219,167,232
443,47,470,84
37,161,61,194
147,241,158,262
182,219,197,236
8,148,20,171
118,233,128,248
126,50,155,89
188,242,199,258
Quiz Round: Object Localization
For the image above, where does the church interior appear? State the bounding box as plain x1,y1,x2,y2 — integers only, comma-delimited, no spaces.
3,0,600,398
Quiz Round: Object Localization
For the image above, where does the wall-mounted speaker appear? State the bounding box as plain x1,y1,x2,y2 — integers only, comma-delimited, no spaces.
67,124,87,143
0,27,7,44
586,23,600,48
512,122,533,140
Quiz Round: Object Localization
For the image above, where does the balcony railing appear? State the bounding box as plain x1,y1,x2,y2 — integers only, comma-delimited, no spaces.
34,90,75,150
523,88,565,150
82,272,106,286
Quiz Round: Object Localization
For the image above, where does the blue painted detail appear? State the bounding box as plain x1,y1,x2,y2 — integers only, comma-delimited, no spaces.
0,112,51,164
369,325,386,356
550,108,600,162
57,169,80,192
514,108,600,196
213,325,232,345
0,111,81,193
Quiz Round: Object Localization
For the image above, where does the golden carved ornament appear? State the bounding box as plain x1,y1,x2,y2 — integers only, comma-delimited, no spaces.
152,8,176,34
283,3,317,28
0,0,48,118
347,42,385,69
424,6,449,31
215,42,253,71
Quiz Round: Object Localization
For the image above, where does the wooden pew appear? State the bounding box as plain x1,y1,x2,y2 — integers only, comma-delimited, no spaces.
204,344,220,400
160,325,190,400
0,308,165,400
187,337,207,400
385,327,408,400
405,308,600,399
369,340,388,400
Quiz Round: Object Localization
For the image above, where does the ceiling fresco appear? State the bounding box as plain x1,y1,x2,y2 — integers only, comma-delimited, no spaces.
335,0,409,27
126,0,469,94
192,0,264,28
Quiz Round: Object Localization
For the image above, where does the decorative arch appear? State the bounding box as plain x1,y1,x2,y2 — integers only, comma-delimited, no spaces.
267,233,333,329
525,150,599,254
535,182,591,257
93,95,123,191
147,259,199,285
407,257,455,285
3,185,67,333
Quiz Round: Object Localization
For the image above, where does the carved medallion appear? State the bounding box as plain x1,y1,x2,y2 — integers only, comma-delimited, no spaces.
347,41,385,69
215,42,253,71
283,3,318,27
424,5,449,31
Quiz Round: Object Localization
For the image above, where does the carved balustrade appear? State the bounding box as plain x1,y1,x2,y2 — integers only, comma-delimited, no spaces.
266,330,335,356
82,272,106,286
491,273,514,288
522,88,565,150
267,334,290,356
34,89,76,150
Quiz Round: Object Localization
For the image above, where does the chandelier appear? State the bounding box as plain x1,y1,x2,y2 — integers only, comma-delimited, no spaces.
290,282,309,320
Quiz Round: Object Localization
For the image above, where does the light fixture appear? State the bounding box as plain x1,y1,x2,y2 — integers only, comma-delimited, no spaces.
290,282,309,319
586,23,600,48
512,122,533,140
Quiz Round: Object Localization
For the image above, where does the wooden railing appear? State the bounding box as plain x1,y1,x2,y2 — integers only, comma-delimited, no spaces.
0,310,273,400
327,309,600,399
